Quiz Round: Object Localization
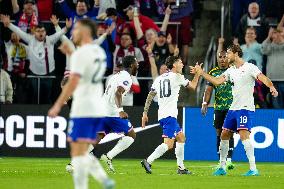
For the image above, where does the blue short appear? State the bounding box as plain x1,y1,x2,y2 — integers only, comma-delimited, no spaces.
223,110,254,133
67,117,105,143
99,117,133,135
159,117,182,139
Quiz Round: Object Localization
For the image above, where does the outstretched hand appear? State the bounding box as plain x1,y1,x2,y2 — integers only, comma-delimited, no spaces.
0,14,11,27
141,112,148,128
165,5,172,15
270,86,278,97
65,18,73,29
50,15,59,26
189,62,203,75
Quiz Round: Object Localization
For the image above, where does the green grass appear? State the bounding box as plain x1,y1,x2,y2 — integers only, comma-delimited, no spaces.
0,158,284,189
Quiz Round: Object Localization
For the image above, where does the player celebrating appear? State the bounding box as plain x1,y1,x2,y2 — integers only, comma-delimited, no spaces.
48,18,114,189
193,44,278,176
141,56,200,174
201,50,235,169
99,55,138,172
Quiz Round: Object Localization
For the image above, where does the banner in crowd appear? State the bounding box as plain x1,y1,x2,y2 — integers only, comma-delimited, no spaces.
184,107,284,162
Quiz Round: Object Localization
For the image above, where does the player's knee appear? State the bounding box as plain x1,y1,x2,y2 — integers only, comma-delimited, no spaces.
127,130,136,139
220,130,231,140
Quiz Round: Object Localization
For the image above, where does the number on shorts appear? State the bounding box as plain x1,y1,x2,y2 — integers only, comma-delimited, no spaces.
159,79,171,98
240,116,248,124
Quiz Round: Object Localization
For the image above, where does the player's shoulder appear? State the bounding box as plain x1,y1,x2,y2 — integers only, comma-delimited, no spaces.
119,70,132,80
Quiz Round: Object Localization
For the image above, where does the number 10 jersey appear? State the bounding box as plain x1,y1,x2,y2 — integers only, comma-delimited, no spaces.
151,72,189,120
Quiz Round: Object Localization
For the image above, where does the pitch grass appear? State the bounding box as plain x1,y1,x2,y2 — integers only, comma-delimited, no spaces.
0,158,284,189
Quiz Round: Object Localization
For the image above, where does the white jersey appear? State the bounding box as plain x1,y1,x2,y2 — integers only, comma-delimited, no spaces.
69,44,107,118
104,71,133,117
151,72,189,120
222,62,261,111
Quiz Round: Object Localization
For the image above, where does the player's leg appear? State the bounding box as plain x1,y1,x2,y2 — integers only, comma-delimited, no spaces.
213,111,236,176
237,110,259,176
101,118,135,172
213,110,224,158
141,117,177,174
175,131,191,174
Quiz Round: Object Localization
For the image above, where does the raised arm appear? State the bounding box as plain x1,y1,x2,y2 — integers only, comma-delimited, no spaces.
133,9,143,40
257,73,278,97
11,0,20,14
277,14,284,30
1,15,32,43
142,90,157,128
187,72,200,90
261,28,274,55
49,18,72,44
146,44,159,79
160,6,172,32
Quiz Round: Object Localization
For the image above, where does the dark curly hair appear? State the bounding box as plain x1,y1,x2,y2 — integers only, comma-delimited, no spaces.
165,56,181,69
227,44,243,58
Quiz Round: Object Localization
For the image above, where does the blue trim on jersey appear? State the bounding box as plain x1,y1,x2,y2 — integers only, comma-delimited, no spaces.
159,117,182,139
100,117,133,135
223,110,254,132
67,118,105,143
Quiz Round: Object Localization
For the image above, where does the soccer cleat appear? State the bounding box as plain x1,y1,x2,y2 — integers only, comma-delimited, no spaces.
177,167,192,175
213,168,227,176
103,179,115,189
226,161,235,170
242,169,259,176
65,163,74,174
141,159,152,174
101,154,115,173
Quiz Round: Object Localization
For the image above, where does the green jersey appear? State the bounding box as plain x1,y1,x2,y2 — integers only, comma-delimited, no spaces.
208,67,233,110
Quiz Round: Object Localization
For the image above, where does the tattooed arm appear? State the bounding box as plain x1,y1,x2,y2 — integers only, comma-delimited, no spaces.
141,91,157,128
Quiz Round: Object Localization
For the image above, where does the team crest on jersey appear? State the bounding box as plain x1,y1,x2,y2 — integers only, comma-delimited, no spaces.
123,81,129,86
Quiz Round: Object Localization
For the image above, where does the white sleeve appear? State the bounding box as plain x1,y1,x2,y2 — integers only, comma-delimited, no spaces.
70,51,85,76
177,74,189,87
249,63,262,79
117,74,132,91
8,23,32,44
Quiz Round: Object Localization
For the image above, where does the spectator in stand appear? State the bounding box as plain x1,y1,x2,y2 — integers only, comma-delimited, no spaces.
261,27,284,108
239,27,263,71
96,0,116,16
57,0,99,23
113,32,144,73
165,0,194,66
1,14,72,104
0,68,13,104
235,2,269,45
12,0,38,33
138,0,166,21
4,32,29,103
152,31,175,69
124,5,160,34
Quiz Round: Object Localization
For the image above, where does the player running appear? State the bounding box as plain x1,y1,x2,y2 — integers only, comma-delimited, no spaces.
201,50,235,170
99,55,138,172
141,56,200,174
48,18,114,189
193,44,278,176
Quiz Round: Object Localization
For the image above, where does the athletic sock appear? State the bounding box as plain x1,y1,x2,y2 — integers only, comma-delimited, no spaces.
147,143,168,164
87,154,109,184
219,140,229,169
242,139,257,171
175,142,185,170
228,137,234,159
216,135,221,158
71,154,89,189
107,136,134,159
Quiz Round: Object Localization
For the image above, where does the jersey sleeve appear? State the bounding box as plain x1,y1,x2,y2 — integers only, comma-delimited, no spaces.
70,50,86,76
117,74,132,92
177,74,190,87
249,63,262,79
151,78,159,92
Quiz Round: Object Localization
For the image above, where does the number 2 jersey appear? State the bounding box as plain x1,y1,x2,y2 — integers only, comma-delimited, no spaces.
104,70,133,117
151,72,190,121
69,44,107,118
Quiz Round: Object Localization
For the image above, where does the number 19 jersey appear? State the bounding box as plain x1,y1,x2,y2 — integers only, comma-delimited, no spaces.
69,44,107,118
151,72,189,120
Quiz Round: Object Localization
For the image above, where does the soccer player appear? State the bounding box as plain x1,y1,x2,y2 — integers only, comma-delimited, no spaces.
201,50,235,170
193,44,278,176
99,55,138,172
141,56,200,174
48,18,114,189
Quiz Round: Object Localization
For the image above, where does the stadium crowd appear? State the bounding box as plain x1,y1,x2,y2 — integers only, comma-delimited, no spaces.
0,0,283,108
